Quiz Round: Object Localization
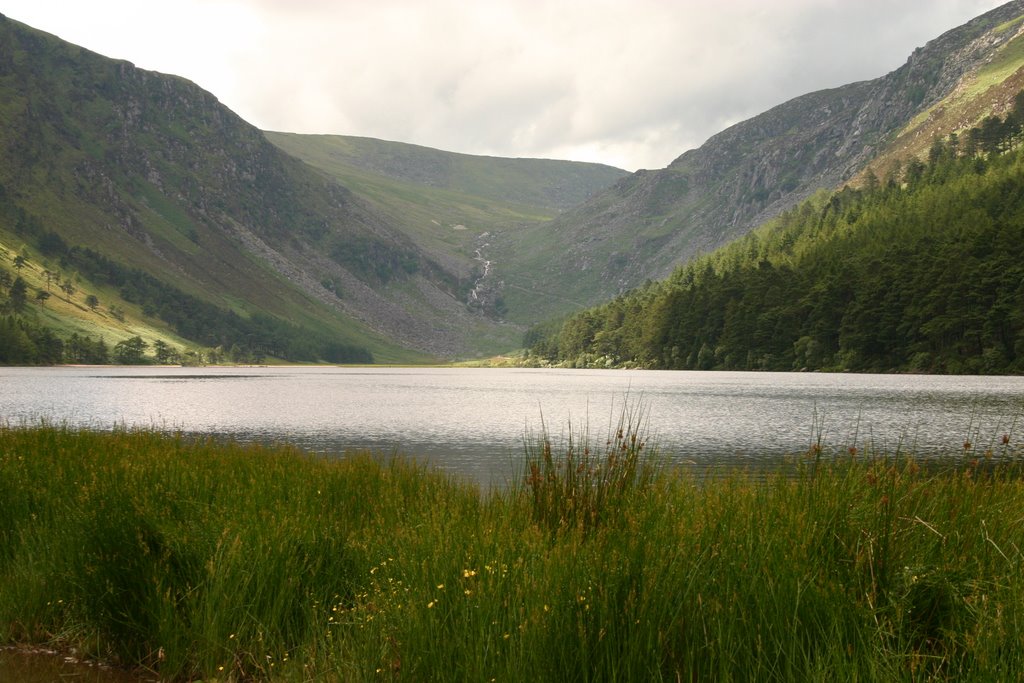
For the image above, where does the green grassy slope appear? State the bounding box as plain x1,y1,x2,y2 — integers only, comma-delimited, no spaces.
0,236,195,355
265,133,626,213
863,22,1024,183
266,133,559,273
266,132,628,329
0,15,473,363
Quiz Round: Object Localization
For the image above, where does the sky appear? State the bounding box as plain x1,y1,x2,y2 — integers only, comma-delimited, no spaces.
0,0,1011,171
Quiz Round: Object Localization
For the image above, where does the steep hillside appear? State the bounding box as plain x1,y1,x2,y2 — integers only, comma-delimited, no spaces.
526,109,1024,374
502,0,1024,324
265,132,626,322
863,12,1024,181
0,14,524,361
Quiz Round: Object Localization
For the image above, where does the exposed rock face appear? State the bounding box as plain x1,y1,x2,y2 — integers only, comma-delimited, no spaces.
535,1,1024,307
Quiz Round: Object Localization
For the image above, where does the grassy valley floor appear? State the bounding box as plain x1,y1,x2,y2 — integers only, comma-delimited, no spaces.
1,423,1023,681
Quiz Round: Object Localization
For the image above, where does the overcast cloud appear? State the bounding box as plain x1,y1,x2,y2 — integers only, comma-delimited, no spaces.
0,0,1010,170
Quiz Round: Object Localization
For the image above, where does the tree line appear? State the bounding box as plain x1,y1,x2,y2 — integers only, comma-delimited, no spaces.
526,101,1024,374
0,317,163,366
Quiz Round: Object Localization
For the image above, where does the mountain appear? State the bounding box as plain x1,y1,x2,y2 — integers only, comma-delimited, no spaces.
264,132,627,322
265,133,626,213
0,14,623,362
5,3,1024,364
525,104,1024,374
501,1,1024,324
0,13,431,361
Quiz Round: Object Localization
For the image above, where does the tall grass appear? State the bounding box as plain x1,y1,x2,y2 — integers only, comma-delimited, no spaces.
523,402,659,535
1,420,1023,681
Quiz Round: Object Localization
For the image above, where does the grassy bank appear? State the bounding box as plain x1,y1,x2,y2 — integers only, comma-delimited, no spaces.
1,423,1023,681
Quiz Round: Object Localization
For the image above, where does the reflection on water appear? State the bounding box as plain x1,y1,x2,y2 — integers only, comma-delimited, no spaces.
2,367,1023,486
0,647,154,683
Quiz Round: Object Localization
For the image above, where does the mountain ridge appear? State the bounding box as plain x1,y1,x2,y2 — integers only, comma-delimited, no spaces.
524,105,1024,374
498,0,1024,324
0,13,625,360
4,4,1024,362
0,13,438,360
266,132,627,212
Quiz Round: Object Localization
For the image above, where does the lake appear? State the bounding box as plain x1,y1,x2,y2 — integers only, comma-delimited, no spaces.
2,366,1024,485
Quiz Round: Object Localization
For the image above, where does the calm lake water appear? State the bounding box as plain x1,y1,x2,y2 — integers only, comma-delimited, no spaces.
3,366,1024,485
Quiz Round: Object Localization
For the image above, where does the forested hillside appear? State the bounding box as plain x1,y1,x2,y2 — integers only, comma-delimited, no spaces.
526,101,1024,374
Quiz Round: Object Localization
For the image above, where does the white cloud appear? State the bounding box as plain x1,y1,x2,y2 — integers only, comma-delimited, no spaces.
1,0,1009,170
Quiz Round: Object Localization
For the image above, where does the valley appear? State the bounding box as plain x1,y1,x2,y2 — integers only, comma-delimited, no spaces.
5,3,1024,681
3,2,1024,369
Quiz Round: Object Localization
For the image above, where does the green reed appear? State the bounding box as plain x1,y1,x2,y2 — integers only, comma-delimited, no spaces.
1,421,1023,681
522,402,659,535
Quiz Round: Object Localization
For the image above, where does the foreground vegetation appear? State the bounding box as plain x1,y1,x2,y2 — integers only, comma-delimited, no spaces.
2,423,1024,681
